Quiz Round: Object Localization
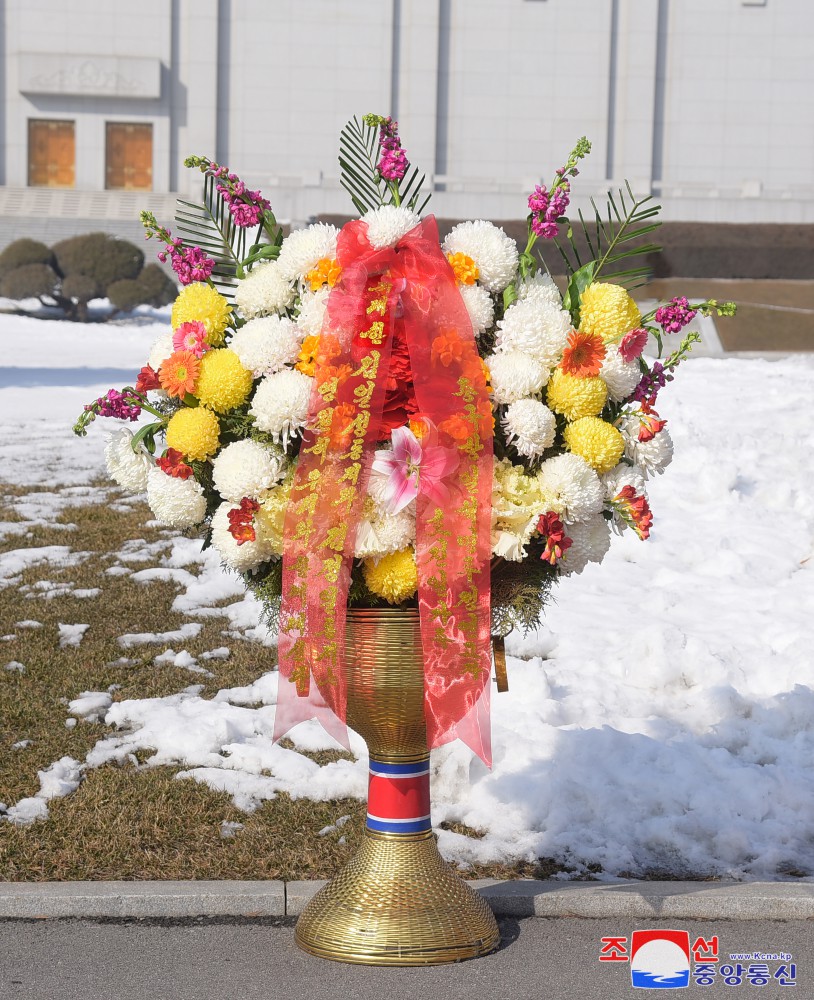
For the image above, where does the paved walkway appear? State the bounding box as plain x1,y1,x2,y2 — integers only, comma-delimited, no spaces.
0,916,808,999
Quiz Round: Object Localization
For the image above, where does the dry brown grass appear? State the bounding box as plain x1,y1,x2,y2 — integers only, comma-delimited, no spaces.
0,486,558,882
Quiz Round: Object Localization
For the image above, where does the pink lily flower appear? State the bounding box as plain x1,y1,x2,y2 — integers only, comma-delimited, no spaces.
372,423,459,514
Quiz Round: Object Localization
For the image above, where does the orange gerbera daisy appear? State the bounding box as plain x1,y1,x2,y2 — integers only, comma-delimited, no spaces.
560,330,606,378
158,350,200,398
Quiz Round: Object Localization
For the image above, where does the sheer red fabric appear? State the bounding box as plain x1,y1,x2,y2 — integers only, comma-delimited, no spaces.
274,216,494,764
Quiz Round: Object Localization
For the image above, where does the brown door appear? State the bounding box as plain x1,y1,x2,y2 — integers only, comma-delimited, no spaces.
28,120,75,187
105,123,153,191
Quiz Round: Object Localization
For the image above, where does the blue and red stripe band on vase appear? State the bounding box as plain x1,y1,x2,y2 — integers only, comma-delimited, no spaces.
366,757,432,835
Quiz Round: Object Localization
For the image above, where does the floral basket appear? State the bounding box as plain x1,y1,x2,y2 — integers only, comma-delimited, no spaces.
73,114,734,963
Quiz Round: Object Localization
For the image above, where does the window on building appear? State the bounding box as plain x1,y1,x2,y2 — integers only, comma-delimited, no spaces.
105,123,153,191
28,119,75,188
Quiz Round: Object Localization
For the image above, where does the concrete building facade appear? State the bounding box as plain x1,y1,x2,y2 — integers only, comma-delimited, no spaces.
0,0,811,230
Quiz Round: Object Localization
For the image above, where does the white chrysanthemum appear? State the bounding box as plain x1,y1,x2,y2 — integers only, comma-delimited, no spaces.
601,463,647,502
296,286,330,338
104,428,153,493
618,414,674,478
459,283,495,336
487,350,548,405
517,272,562,309
362,205,420,250
147,332,175,372
210,501,275,573
229,315,301,377
234,260,296,319
249,369,312,446
502,399,556,460
559,514,612,575
211,439,286,502
145,467,206,529
536,453,604,524
495,299,572,368
276,223,339,282
442,220,519,293
354,503,416,559
600,347,642,402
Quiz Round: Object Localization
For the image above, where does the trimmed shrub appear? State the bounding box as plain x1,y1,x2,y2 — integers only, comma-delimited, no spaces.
53,232,144,288
107,278,145,312
109,267,178,312
0,238,55,273
62,272,100,302
137,264,178,306
0,263,59,300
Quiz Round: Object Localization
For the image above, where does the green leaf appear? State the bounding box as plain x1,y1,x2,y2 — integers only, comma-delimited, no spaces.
562,261,596,327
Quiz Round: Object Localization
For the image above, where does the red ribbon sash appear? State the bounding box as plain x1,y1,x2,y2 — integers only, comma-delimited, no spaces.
274,216,494,764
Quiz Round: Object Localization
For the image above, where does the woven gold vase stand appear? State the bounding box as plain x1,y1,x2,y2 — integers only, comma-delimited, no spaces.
294,607,500,965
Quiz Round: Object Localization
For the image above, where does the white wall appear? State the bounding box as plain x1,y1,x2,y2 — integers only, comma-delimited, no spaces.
2,0,813,222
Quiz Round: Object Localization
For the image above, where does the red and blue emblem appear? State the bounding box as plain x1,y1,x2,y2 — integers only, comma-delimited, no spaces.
366,758,431,835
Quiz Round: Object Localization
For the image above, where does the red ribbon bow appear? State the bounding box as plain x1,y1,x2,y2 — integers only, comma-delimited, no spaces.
274,216,494,764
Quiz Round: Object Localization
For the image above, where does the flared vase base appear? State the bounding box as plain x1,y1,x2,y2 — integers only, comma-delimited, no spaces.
295,830,501,966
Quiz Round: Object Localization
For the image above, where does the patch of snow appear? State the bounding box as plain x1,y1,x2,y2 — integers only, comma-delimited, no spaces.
58,623,89,648
3,757,83,826
117,623,202,648
68,690,113,722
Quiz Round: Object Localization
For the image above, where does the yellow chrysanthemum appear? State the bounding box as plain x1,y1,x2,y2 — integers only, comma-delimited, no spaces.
547,369,608,421
165,406,221,462
195,349,253,413
304,257,342,292
363,547,418,605
563,416,625,474
256,475,293,556
578,282,641,344
171,283,232,346
446,252,480,285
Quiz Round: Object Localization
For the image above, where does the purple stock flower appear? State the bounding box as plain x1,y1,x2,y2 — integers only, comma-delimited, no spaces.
528,177,570,240
655,296,697,334
85,389,142,422
528,184,549,214
632,361,674,406
376,117,408,182
170,245,216,285
214,171,270,229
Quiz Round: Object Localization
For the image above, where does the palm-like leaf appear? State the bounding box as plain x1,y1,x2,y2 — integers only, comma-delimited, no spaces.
174,173,249,299
339,116,387,215
554,181,662,291
338,116,433,216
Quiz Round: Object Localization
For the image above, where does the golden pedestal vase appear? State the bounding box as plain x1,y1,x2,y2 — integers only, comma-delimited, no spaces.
294,607,501,965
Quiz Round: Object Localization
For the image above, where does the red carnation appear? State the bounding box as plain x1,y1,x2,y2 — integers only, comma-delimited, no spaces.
537,511,572,566
156,448,194,480
135,364,161,392
227,497,261,546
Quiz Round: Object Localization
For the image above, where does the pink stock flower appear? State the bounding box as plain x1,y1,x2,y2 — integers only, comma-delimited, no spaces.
172,320,209,358
655,296,697,334
371,423,459,514
619,328,649,363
